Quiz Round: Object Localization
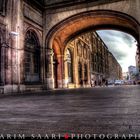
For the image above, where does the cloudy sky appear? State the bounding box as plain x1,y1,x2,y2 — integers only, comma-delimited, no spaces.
97,30,137,72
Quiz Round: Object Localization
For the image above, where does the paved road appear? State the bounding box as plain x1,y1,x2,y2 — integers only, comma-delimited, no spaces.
0,85,140,138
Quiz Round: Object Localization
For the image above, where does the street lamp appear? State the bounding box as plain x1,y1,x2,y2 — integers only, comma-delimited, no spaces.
9,31,19,36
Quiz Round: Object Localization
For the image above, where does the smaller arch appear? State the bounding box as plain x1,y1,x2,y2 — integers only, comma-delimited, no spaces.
24,27,42,47
24,29,40,48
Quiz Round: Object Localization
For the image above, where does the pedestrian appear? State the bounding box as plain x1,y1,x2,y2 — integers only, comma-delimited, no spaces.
102,78,105,87
91,79,93,87
80,79,83,87
99,80,102,87
105,80,108,87
94,80,97,87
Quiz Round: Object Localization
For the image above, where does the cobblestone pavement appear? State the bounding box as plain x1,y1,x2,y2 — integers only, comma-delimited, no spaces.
0,85,140,137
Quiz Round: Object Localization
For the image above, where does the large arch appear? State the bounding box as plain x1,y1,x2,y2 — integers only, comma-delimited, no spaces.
45,10,140,88
46,10,140,50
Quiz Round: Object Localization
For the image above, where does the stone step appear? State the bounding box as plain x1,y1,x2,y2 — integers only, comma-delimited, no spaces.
25,85,44,92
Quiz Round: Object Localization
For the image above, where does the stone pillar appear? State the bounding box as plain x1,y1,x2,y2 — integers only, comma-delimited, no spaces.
45,49,65,89
57,54,64,88
12,0,24,92
63,55,69,88
74,45,79,88
88,59,91,86
0,25,6,86
46,53,63,89
45,49,54,89
4,0,24,93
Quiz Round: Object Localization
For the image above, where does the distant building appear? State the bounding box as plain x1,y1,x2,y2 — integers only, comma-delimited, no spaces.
122,72,129,80
135,47,140,83
136,47,140,72
128,66,137,80
90,32,109,86
64,31,122,88
108,52,122,81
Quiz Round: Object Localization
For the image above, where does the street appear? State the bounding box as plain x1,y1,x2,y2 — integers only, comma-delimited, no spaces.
0,85,140,137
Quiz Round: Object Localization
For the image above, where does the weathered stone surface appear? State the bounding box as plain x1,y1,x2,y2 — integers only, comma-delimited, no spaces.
23,3,43,26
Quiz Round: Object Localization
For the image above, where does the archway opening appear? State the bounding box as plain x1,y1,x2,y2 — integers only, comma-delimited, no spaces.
97,29,138,85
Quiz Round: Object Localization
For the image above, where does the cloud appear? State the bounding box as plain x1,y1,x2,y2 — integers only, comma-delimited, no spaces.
97,30,137,72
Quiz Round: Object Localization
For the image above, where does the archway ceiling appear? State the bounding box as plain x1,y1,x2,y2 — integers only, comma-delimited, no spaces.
51,11,139,50
29,0,123,9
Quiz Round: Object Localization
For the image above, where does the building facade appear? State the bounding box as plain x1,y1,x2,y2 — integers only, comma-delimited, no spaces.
135,47,140,83
90,32,109,85
108,52,122,82
136,47,140,73
54,31,122,88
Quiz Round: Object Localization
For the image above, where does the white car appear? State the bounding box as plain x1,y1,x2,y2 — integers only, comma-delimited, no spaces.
114,80,123,85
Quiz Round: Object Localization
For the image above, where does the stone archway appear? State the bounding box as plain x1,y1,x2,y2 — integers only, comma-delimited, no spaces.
45,10,140,89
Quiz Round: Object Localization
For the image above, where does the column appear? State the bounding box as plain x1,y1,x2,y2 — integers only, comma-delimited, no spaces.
5,0,24,93
45,49,54,89
64,55,69,88
57,54,64,88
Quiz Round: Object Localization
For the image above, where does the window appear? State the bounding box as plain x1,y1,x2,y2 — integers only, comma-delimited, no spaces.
24,30,40,83
0,0,6,16
84,64,88,82
77,40,83,56
66,49,73,83
78,62,82,84
83,46,87,59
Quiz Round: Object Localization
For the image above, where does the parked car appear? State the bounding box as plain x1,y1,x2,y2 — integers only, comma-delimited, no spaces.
108,80,114,85
114,80,123,85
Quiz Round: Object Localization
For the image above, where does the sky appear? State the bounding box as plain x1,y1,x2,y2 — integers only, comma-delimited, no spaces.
97,30,137,73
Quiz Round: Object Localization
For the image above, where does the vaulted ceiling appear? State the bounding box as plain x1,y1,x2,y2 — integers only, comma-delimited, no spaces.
25,0,123,10
44,0,73,6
